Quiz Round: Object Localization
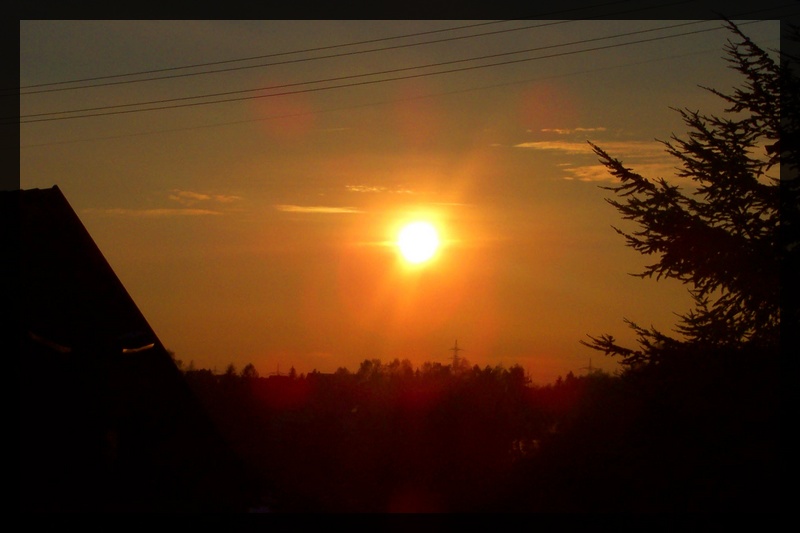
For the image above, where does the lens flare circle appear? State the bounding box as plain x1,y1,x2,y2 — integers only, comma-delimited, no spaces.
397,221,440,264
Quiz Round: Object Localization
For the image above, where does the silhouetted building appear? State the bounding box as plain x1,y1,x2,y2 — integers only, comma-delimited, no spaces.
9,185,254,512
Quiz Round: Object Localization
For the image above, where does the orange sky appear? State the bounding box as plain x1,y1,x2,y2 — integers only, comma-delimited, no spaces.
18,15,784,384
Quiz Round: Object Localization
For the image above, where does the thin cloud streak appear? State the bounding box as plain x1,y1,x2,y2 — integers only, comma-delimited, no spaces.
539,127,607,135
561,162,683,182
170,189,242,205
275,204,364,214
84,207,223,217
514,140,596,154
514,139,666,159
514,138,676,182
346,184,415,194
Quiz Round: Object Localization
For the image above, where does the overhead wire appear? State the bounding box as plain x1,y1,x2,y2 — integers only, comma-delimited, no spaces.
20,42,762,149
17,0,645,93
16,2,792,133
14,17,782,125
19,19,719,119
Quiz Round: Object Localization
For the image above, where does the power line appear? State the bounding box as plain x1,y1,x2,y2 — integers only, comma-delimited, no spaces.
18,43,737,148
19,20,545,94
19,0,787,97
20,19,715,118
18,21,518,94
18,31,782,149
17,0,643,93
19,1,678,96
14,18,778,125
18,20,513,91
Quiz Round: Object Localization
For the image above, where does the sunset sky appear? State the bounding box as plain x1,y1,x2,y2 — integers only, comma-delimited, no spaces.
18,9,787,383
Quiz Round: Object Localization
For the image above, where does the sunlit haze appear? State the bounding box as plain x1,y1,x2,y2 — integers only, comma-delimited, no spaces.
18,14,783,383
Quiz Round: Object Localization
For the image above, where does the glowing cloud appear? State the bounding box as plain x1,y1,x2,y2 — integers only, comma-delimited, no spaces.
346,184,415,194
513,141,595,154
274,204,363,214
83,208,222,217
540,127,608,135
82,189,242,217
515,137,677,183
170,189,242,206
514,140,665,159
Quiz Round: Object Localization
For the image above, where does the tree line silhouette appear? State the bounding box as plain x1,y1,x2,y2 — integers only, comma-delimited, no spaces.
177,350,778,512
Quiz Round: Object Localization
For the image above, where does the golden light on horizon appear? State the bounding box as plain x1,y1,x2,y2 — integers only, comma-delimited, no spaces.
397,221,440,264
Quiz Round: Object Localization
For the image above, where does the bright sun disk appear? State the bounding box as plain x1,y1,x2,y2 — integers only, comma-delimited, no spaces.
397,221,440,264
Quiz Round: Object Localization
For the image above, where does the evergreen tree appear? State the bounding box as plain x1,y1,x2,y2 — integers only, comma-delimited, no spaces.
241,363,260,379
583,21,796,367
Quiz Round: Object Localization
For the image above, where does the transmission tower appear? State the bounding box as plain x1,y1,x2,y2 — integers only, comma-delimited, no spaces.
450,339,464,368
580,358,599,375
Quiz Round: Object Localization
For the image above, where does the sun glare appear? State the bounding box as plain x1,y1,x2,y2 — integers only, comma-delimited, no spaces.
397,221,440,264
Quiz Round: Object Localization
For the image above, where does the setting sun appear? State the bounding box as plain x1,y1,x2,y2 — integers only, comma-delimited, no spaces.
397,221,440,264
19,18,785,514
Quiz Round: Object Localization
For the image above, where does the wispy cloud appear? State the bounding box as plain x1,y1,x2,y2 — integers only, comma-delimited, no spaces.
84,207,222,217
515,137,676,183
560,161,678,183
275,204,363,214
559,164,616,182
82,189,241,218
514,140,665,159
539,127,607,135
514,140,596,154
346,184,415,194
169,189,242,206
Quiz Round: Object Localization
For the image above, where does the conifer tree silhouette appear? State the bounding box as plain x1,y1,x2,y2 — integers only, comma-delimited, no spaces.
583,21,796,367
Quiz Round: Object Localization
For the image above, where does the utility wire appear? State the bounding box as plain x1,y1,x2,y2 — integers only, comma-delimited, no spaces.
14,18,779,125
20,42,753,149
18,20,513,91
17,0,643,92
20,19,716,119
18,20,583,95
17,2,788,98
23,0,789,96
20,1,681,95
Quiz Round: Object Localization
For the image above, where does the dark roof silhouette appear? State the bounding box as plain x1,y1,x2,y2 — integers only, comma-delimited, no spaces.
17,185,160,356
10,185,254,512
